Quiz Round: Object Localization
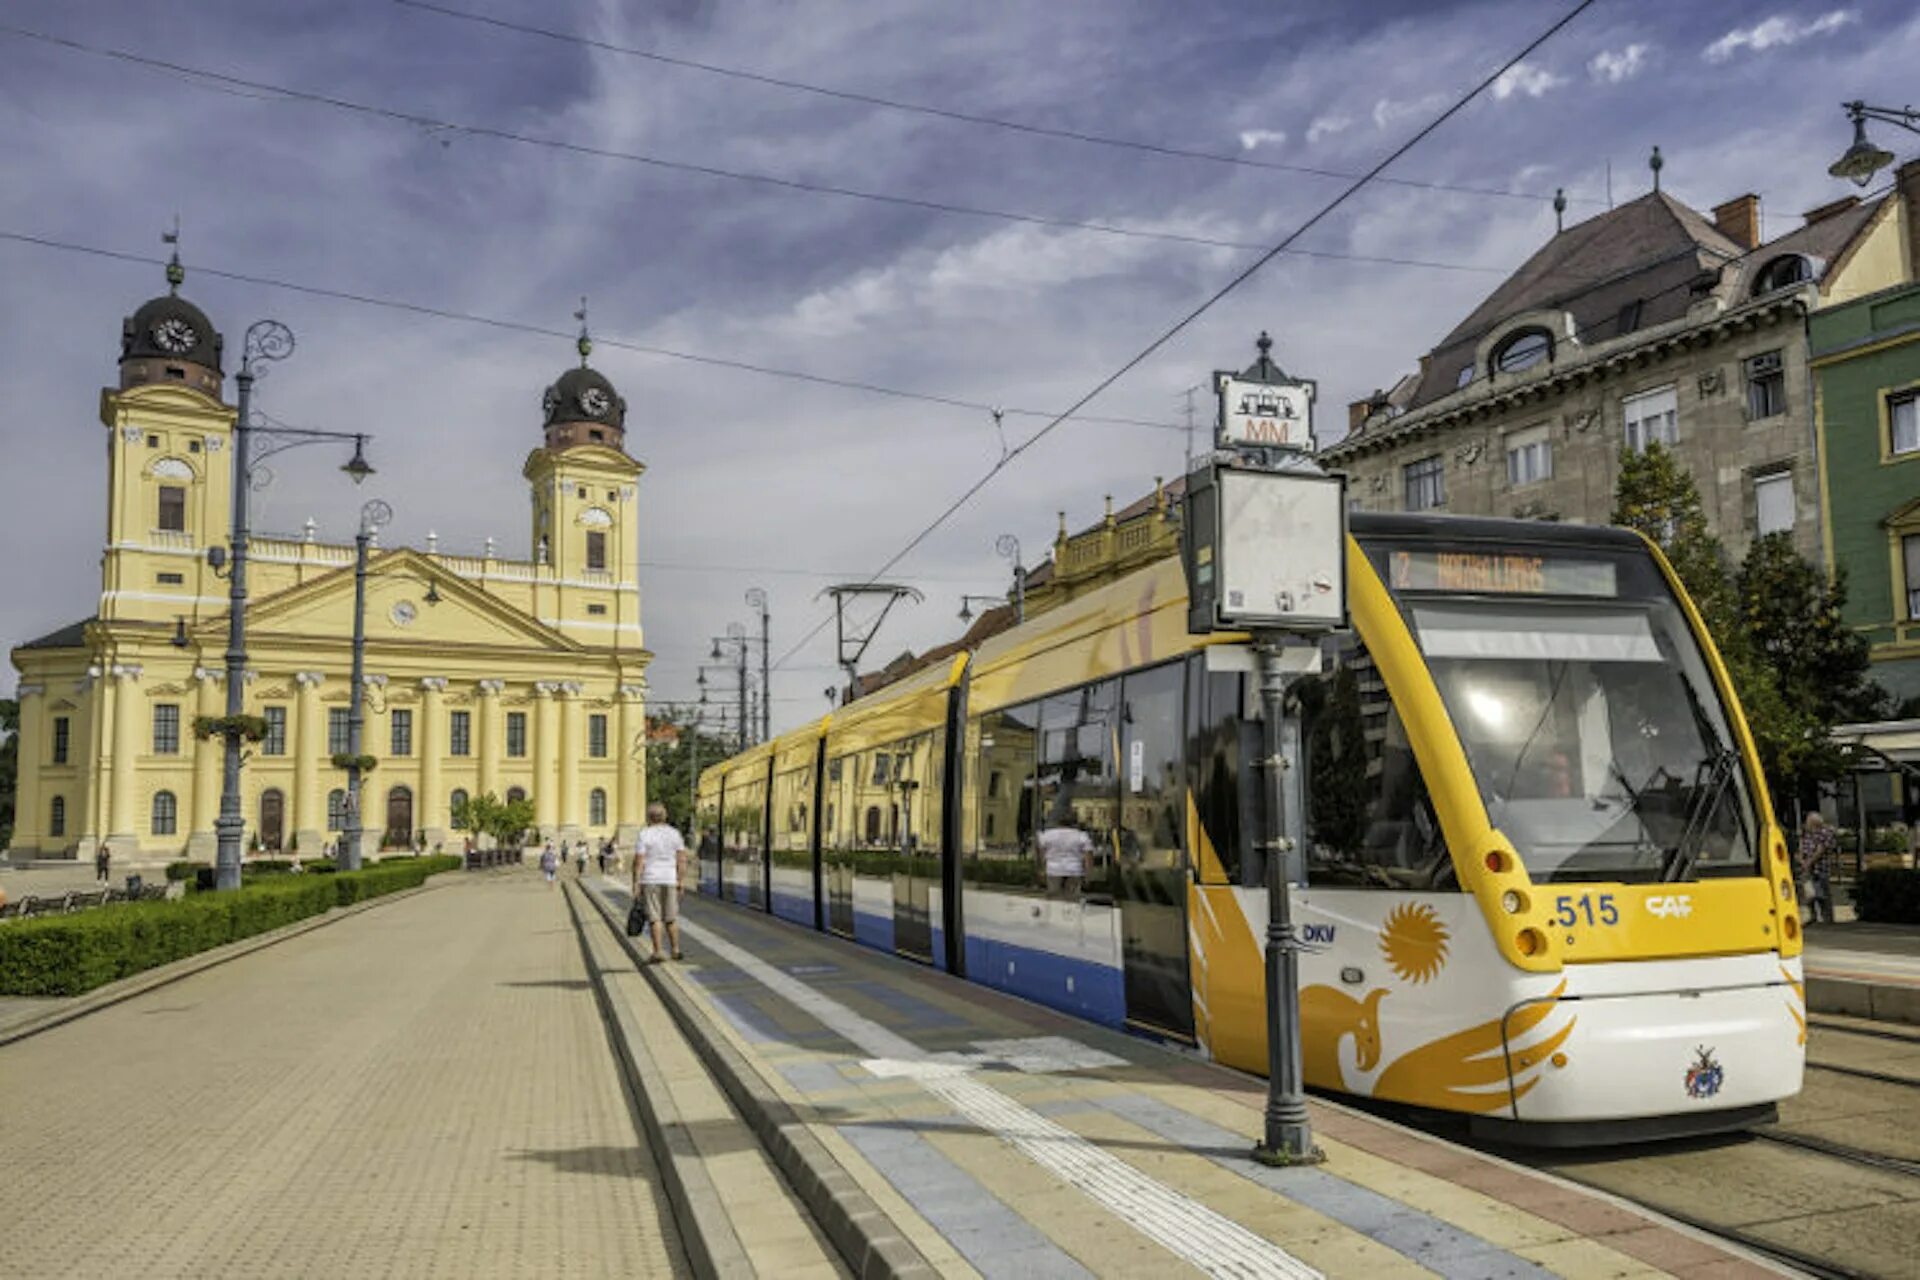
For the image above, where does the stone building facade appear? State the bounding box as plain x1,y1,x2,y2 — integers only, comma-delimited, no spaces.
8,264,654,861
1326,168,1920,569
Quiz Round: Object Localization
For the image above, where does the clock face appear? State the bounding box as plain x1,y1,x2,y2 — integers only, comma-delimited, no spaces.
578,386,612,416
390,599,418,627
542,386,560,416
152,317,198,354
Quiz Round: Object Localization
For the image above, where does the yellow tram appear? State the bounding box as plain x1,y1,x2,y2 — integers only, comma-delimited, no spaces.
696,513,1805,1141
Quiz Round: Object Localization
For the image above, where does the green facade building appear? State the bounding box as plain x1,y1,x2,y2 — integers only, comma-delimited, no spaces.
1813,281,1920,707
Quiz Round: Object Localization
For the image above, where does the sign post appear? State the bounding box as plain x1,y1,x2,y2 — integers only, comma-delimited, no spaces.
1181,332,1343,1168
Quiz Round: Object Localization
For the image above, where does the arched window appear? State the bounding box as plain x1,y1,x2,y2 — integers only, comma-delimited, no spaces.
386,787,414,847
450,788,469,822
49,795,66,837
1492,328,1552,375
152,790,178,836
589,787,607,825
1752,254,1812,296
507,786,527,805
327,788,348,831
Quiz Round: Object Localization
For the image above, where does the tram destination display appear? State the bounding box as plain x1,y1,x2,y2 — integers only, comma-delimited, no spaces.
1183,462,1347,633
1386,547,1619,597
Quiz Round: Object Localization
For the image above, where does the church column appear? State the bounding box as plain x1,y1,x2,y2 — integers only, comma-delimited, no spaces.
187,667,223,859
419,678,448,848
105,662,144,857
533,682,559,838
11,683,45,854
616,683,645,851
476,680,504,800
558,681,584,843
293,671,326,857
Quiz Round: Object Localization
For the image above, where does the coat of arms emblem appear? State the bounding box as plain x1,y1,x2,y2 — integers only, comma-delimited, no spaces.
1684,1045,1724,1099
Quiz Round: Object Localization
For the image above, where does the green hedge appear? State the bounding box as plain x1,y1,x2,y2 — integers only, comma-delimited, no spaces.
0,857,457,997
1855,867,1920,924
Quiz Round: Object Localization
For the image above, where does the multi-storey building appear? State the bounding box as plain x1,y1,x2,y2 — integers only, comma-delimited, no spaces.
1325,161,1920,568
8,263,653,861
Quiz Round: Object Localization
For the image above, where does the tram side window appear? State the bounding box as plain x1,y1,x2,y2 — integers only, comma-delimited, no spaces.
1033,680,1118,898
1187,658,1255,886
772,765,811,856
970,701,1040,887
1118,662,1185,878
824,752,858,851
1299,636,1452,889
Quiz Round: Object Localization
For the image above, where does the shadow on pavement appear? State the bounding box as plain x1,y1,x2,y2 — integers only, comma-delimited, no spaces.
499,979,592,991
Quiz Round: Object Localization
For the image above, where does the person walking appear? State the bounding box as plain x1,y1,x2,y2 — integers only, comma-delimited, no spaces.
94,844,111,886
633,802,688,963
539,840,558,888
1799,812,1838,925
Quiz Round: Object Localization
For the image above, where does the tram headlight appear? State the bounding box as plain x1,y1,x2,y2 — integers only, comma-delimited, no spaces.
1780,878,1794,900
1501,890,1525,914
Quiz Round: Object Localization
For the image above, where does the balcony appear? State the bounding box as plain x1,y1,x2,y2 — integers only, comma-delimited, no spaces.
148,529,195,551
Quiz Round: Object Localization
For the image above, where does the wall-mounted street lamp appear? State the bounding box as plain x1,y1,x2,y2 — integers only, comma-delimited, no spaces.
1829,100,1919,187
958,594,1002,623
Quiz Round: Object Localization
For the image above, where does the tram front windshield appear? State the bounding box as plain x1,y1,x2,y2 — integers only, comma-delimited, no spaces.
1387,549,1757,884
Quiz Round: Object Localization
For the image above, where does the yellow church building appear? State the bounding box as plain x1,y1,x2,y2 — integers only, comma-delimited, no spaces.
8,262,653,861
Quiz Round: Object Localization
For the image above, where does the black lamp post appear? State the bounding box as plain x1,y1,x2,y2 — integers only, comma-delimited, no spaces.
958,594,1001,623
212,322,380,890
1830,100,1919,187
745,587,771,743
711,626,752,747
996,534,1026,623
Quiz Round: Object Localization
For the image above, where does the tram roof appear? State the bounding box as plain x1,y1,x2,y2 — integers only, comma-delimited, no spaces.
1349,510,1645,550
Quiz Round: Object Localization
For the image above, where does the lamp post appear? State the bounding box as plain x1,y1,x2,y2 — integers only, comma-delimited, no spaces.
996,534,1026,623
711,625,752,747
746,587,770,743
1829,100,1920,187
339,500,394,871
958,594,1001,623
212,321,379,891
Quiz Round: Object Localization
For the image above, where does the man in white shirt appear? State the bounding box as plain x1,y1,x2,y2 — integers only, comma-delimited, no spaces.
1037,812,1093,899
632,802,689,962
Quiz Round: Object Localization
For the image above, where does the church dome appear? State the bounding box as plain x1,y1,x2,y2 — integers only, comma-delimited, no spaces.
121,293,224,373
542,364,625,430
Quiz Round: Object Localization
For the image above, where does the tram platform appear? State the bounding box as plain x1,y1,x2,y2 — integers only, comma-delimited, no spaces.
1802,922,1920,1025
585,878,1787,1279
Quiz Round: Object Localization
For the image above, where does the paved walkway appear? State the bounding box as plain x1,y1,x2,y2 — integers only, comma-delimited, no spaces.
599,878,1787,1280
0,873,687,1278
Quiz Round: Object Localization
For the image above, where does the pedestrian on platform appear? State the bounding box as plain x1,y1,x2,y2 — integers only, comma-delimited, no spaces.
1800,812,1838,924
540,841,558,887
634,802,687,963
94,844,111,886
1038,809,1092,899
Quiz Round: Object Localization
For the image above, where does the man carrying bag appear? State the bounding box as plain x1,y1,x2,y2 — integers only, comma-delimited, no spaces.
632,802,688,962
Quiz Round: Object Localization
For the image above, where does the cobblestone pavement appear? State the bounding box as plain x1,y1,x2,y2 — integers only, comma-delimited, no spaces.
0,873,688,1278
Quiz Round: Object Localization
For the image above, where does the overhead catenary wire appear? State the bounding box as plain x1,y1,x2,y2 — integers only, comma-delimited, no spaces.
0,228,1187,433
0,20,1521,276
768,0,1602,678
393,0,1603,209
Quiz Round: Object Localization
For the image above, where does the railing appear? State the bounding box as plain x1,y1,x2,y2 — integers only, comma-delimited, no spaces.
434,554,488,577
148,529,195,550
465,847,524,870
579,568,614,585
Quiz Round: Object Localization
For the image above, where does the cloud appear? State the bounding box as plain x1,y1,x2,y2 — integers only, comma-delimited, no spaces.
1372,92,1448,130
1704,10,1856,62
1237,128,1286,151
1305,114,1351,145
1490,60,1566,100
1588,43,1649,83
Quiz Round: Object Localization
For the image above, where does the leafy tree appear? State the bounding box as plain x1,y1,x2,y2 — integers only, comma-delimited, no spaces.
0,697,16,849
1611,446,1880,809
646,714,736,832
451,790,536,850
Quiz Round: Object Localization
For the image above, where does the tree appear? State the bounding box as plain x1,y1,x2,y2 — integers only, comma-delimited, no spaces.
452,790,536,850
1611,446,1876,810
645,714,736,832
0,697,16,850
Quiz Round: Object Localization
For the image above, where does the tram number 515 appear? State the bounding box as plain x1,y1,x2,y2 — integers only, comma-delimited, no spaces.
1553,893,1620,928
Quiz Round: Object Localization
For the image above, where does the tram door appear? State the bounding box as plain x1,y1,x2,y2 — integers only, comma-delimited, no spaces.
1114,663,1195,1041
889,733,939,963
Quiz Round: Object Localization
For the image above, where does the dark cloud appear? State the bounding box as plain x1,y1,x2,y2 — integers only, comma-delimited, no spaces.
3,0,1914,730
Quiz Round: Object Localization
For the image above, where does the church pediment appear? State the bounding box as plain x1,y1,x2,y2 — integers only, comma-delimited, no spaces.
209,549,585,655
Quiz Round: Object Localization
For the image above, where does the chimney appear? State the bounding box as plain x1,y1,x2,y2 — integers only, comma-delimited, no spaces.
1900,159,1920,283
1801,195,1861,227
1348,398,1374,434
1711,193,1762,250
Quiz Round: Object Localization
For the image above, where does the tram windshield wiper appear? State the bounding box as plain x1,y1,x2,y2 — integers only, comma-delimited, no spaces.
1662,746,1740,882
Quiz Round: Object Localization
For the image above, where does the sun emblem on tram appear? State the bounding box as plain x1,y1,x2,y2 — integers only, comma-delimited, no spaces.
1380,902,1450,984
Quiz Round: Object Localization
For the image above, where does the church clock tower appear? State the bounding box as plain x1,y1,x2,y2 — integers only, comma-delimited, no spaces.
523,311,644,652
98,245,235,629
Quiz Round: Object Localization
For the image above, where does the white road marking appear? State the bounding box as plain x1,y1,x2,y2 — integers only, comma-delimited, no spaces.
669,907,1323,1280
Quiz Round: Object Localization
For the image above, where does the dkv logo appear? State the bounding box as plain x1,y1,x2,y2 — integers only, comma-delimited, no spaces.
1646,894,1694,920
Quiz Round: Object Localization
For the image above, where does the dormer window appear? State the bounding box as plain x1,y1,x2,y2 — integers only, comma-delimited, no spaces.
1492,328,1552,375
1455,365,1474,390
1752,255,1812,296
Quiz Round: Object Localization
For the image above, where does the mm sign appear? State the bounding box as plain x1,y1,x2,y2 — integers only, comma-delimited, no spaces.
1218,375,1314,451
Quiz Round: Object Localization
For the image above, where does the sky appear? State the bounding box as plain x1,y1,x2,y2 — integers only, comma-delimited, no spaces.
2,0,1916,734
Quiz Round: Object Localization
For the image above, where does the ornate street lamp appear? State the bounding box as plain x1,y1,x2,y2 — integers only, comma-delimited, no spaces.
745,587,770,743
1829,100,1918,187
997,534,1026,623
